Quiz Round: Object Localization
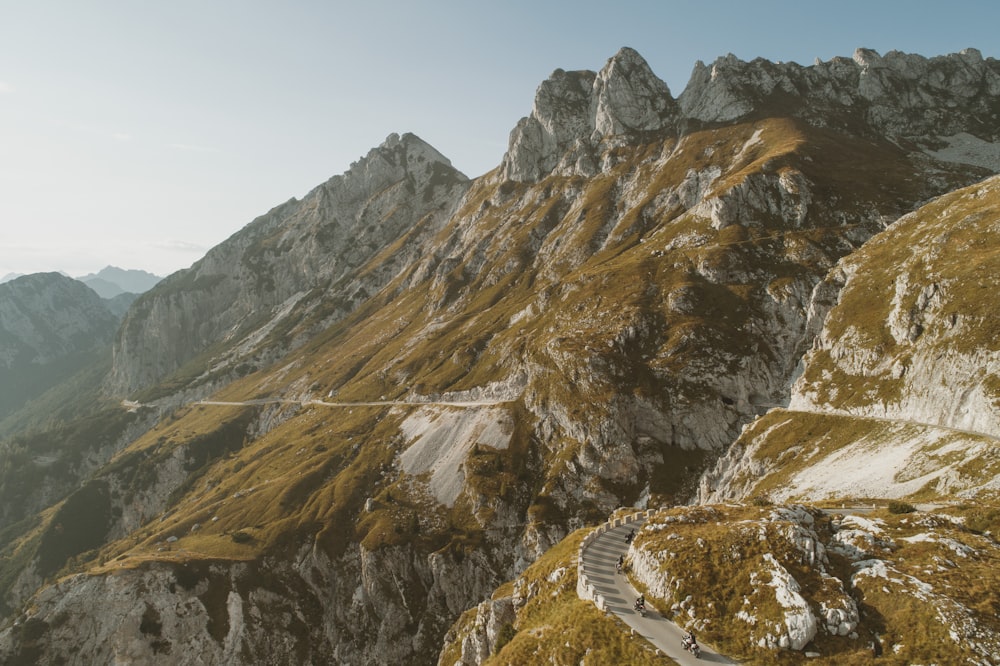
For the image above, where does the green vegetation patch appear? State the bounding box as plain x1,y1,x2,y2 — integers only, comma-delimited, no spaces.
36,479,113,578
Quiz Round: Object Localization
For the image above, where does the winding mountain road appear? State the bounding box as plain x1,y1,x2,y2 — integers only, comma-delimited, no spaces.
194,398,511,408
775,406,1000,443
580,518,736,664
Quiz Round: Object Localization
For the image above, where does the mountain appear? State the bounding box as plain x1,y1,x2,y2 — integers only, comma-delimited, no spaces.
0,46,998,665
0,274,25,284
108,132,469,397
77,266,162,299
102,291,141,319
0,272,120,421
700,174,1000,505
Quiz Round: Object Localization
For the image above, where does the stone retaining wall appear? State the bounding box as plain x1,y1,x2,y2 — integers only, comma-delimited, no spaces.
576,508,656,611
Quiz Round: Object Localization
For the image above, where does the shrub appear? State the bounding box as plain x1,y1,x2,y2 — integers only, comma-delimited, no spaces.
494,622,516,654
888,500,916,514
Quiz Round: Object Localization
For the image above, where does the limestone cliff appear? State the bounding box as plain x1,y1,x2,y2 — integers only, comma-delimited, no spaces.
679,47,1000,146
502,47,1000,186
500,47,677,181
625,504,999,663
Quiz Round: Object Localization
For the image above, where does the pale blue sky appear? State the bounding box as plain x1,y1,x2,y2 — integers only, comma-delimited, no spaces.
2,0,997,278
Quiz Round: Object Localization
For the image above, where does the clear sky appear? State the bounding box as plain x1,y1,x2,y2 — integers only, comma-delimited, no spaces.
2,0,997,279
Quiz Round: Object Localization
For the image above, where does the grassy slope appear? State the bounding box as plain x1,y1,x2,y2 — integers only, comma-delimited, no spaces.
797,176,1000,409
717,409,1000,503
439,529,672,665
85,121,818,557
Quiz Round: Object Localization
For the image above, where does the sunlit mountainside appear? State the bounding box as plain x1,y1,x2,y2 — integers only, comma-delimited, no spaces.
1,47,998,664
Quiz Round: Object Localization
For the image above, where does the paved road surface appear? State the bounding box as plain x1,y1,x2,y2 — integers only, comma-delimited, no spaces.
195,398,510,408
581,519,736,664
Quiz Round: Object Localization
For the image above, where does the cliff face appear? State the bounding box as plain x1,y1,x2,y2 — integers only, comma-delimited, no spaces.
680,47,1000,145
500,47,677,181
791,175,1000,431
623,504,1000,664
3,46,1000,665
503,47,1000,184
1,542,502,665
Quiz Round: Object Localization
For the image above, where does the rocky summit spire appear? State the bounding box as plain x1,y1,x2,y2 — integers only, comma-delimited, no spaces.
500,47,678,183
589,46,676,142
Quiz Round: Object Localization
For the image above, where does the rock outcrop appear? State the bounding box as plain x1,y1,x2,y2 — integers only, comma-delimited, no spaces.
0,272,118,369
699,175,1000,504
791,174,1000,434
680,47,1000,140
500,47,677,181
616,503,999,662
503,47,1000,184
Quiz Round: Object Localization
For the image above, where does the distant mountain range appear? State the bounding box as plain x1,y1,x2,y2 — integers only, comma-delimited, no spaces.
76,266,162,298
1,267,162,297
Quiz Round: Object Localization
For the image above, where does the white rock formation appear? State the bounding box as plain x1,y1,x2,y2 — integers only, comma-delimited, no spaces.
501,47,677,182
399,405,514,507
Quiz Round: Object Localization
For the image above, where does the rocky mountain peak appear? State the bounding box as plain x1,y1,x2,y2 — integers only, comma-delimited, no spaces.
0,273,118,367
4,45,1000,666
500,46,678,182
108,130,470,396
851,46,884,69
0,272,119,418
325,131,465,205
362,131,457,176
501,45,1000,185
590,46,676,143
677,54,767,123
